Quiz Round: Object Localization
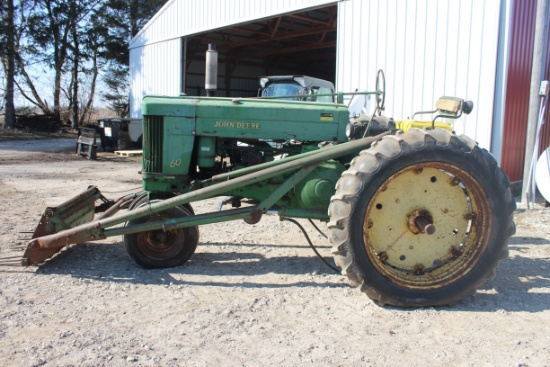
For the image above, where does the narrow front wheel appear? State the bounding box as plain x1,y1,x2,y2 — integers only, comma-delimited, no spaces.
124,202,199,268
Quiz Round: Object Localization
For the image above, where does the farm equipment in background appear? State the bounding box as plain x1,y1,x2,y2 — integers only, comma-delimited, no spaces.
18,70,515,307
258,75,336,102
97,118,143,152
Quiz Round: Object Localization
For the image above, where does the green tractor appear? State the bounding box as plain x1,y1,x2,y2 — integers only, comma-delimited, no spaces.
21,72,515,307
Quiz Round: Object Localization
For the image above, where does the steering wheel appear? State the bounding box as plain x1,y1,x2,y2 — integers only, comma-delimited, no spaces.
375,69,385,114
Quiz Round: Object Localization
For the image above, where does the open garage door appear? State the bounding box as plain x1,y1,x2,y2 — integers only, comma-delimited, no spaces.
180,4,337,97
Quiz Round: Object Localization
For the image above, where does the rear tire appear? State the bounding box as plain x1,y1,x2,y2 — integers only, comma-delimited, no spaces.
124,201,199,268
328,128,516,307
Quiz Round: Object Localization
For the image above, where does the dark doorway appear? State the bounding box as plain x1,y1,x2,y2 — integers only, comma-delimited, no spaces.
180,5,338,97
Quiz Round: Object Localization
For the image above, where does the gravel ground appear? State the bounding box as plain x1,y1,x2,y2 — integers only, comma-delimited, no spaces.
0,139,549,367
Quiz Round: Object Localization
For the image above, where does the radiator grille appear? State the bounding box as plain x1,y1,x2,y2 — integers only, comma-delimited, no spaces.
143,115,164,173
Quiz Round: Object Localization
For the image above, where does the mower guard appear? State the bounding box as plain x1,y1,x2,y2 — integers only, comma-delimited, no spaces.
21,186,127,266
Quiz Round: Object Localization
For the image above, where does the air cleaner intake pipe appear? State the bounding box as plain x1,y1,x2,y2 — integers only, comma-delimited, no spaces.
205,43,218,97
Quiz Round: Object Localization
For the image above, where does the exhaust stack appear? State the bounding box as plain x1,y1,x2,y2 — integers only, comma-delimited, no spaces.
205,43,218,97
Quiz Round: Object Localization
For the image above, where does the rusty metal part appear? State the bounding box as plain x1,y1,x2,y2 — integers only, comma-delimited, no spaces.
450,177,461,186
22,220,108,266
415,216,435,235
413,264,425,275
450,246,463,258
21,186,106,266
30,186,105,239
407,210,435,235
378,251,389,263
136,215,186,262
243,210,263,224
21,187,135,266
94,196,134,220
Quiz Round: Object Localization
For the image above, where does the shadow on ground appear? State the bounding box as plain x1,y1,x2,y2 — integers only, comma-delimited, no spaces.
34,240,345,289
29,235,550,313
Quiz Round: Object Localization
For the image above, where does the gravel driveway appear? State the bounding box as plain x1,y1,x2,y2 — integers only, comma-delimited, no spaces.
0,139,549,367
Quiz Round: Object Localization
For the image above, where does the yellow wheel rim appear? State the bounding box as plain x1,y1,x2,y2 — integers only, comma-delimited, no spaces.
364,162,491,290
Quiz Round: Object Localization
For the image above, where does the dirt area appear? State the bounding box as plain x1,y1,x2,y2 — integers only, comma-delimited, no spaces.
0,139,549,367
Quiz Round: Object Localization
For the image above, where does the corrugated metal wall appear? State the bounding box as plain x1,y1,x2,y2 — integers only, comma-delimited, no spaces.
336,0,502,150
130,39,182,106
499,0,537,182
129,0,339,117
131,0,338,49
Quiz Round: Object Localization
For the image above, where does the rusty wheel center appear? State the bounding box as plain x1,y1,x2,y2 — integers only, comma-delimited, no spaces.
151,231,169,244
136,216,186,260
407,209,435,235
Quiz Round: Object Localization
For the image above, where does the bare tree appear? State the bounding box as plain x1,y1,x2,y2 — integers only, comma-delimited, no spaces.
2,0,166,129
0,0,17,128
99,0,166,117
15,0,101,127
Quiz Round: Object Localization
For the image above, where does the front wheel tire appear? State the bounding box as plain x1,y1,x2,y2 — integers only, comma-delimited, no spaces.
124,201,199,268
328,128,516,307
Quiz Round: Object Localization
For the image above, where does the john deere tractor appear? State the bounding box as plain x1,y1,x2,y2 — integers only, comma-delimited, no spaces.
21,71,515,307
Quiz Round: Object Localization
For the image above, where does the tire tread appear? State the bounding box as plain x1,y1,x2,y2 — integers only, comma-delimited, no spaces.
329,128,516,307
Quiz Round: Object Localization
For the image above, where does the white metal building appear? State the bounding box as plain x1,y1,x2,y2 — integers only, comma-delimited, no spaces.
129,0,504,153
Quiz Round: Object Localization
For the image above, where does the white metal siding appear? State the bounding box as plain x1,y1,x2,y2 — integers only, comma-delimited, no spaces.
130,0,339,49
131,0,502,150
130,39,181,117
130,0,339,117
336,0,501,150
